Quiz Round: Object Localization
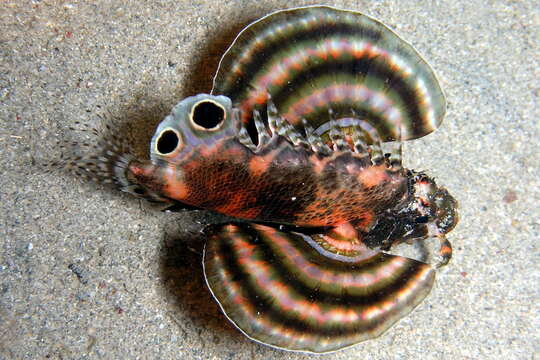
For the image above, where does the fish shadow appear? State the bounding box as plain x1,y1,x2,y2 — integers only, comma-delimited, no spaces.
157,211,246,345
182,4,280,96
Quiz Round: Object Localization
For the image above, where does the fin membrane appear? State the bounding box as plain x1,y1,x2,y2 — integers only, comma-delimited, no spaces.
204,223,435,353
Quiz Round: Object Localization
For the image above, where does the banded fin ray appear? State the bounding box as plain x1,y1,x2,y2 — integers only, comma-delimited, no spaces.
204,223,435,353
212,6,446,143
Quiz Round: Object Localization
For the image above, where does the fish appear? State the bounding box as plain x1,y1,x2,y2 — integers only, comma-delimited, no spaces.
55,6,458,353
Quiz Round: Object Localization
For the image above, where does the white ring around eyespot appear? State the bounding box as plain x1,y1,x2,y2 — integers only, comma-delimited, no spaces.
189,99,227,132
154,127,183,156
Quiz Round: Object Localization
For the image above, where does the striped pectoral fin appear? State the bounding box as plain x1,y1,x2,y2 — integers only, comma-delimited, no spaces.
212,6,446,143
203,222,435,353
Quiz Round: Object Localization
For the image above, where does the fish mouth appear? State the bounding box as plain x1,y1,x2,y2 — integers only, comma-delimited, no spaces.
432,188,459,234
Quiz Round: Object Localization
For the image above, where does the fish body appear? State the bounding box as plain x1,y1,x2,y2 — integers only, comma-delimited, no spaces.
129,98,407,231
60,6,459,353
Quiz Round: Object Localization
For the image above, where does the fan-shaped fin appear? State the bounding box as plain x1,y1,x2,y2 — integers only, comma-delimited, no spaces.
204,222,435,353
40,122,172,204
212,6,446,143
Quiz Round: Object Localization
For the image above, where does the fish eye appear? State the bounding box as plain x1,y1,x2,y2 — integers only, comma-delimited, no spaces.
155,128,182,155
190,100,226,131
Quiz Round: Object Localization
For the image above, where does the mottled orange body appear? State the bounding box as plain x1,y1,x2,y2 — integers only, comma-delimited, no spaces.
131,136,407,231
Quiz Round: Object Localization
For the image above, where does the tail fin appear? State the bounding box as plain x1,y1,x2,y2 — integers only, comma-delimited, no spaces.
40,122,170,204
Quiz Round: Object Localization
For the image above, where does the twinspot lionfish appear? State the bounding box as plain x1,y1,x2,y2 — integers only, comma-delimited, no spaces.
57,6,458,353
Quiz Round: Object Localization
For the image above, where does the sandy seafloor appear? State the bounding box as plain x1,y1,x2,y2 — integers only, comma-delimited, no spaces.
1,1,538,359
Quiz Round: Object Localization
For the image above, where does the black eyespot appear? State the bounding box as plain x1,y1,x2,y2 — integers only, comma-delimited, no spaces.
157,129,179,154
192,100,225,130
